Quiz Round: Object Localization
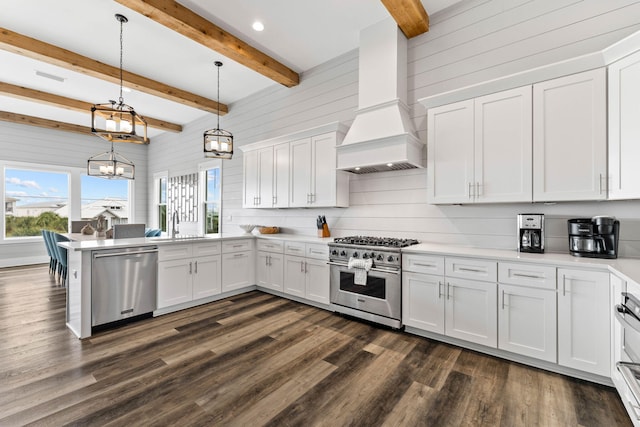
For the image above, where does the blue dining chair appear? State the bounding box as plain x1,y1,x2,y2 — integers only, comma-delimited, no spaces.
53,233,70,286
41,230,56,275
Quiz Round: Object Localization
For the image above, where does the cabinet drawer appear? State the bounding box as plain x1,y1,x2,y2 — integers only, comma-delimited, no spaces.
306,243,328,260
284,241,306,256
222,239,253,253
257,239,284,253
498,262,556,290
446,257,497,282
402,254,445,275
192,241,221,257
158,244,192,261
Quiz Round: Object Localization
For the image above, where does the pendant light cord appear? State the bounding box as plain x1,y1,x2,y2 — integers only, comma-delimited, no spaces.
215,61,222,130
119,17,124,106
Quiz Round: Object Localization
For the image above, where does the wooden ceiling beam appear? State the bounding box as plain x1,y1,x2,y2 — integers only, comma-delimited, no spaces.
0,81,183,133
0,27,227,115
381,0,430,38
0,110,130,139
114,0,300,87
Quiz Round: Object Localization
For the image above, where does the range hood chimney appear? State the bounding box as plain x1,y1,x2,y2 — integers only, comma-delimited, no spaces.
337,18,424,174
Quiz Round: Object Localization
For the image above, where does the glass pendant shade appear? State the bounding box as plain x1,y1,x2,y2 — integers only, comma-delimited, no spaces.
204,61,233,159
204,128,233,159
87,145,135,180
91,101,148,144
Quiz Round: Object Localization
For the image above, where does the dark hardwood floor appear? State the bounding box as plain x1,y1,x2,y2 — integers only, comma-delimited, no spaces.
0,264,632,426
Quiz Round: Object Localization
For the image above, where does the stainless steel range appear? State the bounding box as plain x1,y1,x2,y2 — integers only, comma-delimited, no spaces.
328,236,419,328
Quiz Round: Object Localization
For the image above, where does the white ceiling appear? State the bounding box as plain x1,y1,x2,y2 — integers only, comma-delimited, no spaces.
0,0,463,137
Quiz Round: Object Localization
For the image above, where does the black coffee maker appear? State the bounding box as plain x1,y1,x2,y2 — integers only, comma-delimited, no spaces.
568,216,620,259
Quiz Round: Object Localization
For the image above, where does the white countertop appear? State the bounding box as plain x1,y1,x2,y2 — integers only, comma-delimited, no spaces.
402,242,640,285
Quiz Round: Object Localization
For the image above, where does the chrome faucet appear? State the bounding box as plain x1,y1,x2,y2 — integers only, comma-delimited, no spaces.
171,211,180,238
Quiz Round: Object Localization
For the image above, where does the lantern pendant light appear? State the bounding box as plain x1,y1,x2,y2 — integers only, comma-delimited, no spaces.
204,61,233,159
90,13,148,145
87,141,135,180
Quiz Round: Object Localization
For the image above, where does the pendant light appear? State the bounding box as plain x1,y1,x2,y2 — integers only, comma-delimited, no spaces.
90,14,148,145
87,141,135,179
204,61,233,159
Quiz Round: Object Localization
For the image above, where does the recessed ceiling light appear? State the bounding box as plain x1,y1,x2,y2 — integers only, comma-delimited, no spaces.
252,21,264,32
387,163,394,167
355,167,361,171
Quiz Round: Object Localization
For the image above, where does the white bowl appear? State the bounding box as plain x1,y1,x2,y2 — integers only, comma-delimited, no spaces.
238,224,256,234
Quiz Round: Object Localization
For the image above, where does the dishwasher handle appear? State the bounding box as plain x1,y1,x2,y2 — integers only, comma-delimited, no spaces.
93,248,159,258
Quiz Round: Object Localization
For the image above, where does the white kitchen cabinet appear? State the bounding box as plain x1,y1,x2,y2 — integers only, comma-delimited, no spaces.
427,86,532,204
497,262,557,361
157,242,222,309
242,143,289,208
608,50,640,200
557,268,610,377
221,239,255,292
403,271,445,333
256,239,284,292
289,132,349,208
283,241,330,304
445,276,497,348
610,273,626,393
533,68,607,201
498,283,557,362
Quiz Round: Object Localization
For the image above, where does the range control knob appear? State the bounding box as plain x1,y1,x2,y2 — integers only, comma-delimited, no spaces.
376,254,384,261
362,253,369,259
352,252,359,258
340,251,347,257
331,249,338,256
387,255,395,262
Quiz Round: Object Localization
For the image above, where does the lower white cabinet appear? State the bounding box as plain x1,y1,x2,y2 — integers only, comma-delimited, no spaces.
283,241,329,305
222,239,255,292
157,242,222,309
557,268,611,377
497,262,557,362
402,255,497,348
256,240,285,292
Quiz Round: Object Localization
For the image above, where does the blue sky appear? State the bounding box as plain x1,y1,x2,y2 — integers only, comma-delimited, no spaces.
5,168,128,206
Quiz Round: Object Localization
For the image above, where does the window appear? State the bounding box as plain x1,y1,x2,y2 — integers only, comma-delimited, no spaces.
4,167,70,237
153,171,168,233
203,166,221,235
81,175,130,230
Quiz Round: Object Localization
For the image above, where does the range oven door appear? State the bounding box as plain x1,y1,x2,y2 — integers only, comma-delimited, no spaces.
614,292,640,426
329,261,401,327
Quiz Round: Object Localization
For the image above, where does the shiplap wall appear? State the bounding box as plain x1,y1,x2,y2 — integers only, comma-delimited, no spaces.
149,0,640,257
0,121,149,267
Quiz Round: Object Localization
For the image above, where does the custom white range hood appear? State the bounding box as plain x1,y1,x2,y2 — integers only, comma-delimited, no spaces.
337,18,425,174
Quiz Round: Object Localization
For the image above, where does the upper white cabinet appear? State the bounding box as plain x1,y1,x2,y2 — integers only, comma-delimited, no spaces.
427,86,532,204
533,68,607,201
289,132,349,207
243,143,289,208
608,50,640,200
241,123,349,209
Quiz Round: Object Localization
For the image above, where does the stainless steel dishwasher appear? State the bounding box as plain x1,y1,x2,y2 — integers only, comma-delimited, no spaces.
91,246,158,327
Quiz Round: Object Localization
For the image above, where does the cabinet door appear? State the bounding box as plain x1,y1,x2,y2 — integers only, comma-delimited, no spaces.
533,69,607,201
222,252,254,292
474,86,532,203
310,132,337,207
289,138,312,207
256,251,270,288
445,277,497,347
498,283,556,362
257,147,274,208
427,99,474,204
609,51,640,199
157,259,192,308
192,255,222,299
273,142,290,207
283,255,306,298
305,258,329,305
243,150,259,208
610,274,626,391
557,268,610,376
256,251,284,292
402,272,445,333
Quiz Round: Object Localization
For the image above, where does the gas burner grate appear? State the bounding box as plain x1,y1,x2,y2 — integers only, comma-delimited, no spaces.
332,236,419,248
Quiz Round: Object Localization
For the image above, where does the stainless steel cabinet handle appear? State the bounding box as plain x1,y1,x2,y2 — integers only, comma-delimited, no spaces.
300,261,305,272
468,182,473,200
599,173,604,194
438,281,443,299
458,267,484,273
268,255,272,266
414,262,436,268
502,290,505,309
447,283,451,300
273,196,277,205
512,272,542,279
233,253,245,258
476,182,480,198
304,261,308,273
189,261,192,274
194,261,198,274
